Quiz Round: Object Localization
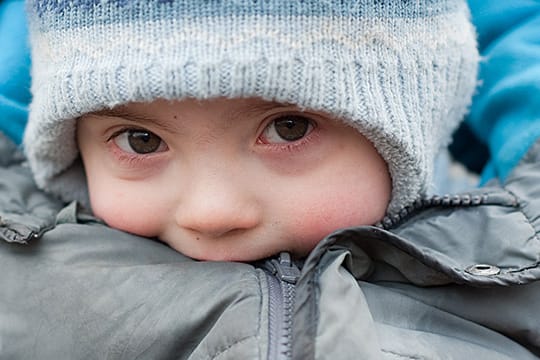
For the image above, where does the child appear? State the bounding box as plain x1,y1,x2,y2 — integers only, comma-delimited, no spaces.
3,2,540,358
24,0,478,262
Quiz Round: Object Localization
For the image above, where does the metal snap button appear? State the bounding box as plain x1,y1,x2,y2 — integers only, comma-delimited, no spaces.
465,264,500,276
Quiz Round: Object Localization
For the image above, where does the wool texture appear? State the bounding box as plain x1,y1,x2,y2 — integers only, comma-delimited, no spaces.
24,0,479,214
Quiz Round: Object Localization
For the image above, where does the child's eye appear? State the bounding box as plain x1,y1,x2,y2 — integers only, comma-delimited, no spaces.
112,129,168,154
260,115,314,144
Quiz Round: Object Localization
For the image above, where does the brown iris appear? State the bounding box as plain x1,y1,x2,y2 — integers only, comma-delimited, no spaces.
127,130,162,154
273,116,310,141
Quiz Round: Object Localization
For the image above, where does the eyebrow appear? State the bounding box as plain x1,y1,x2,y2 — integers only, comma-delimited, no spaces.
91,107,180,134
90,99,302,132
222,100,299,123
243,101,294,113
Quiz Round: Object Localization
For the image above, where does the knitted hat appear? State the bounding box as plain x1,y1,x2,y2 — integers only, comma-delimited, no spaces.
24,0,478,215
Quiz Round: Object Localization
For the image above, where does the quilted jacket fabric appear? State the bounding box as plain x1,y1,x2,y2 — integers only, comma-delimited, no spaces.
1,132,540,359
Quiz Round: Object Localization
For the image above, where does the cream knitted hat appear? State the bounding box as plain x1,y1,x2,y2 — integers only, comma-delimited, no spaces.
24,0,479,214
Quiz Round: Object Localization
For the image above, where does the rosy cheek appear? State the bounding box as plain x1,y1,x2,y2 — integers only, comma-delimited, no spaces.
287,189,389,255
288,208,357,254
89,183,164,238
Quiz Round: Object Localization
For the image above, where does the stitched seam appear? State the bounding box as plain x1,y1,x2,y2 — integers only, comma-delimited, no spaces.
381,349,425,359
504,187,540,269
211,335,257,360
310,263,322,360
506,189,538,236
209,270,263,360
255,270,265,360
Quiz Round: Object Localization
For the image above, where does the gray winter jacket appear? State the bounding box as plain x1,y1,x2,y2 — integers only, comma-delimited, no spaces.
1,131,539,360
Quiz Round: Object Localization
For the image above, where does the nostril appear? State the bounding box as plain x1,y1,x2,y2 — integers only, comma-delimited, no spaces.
185,224,253,239
176,205,261,239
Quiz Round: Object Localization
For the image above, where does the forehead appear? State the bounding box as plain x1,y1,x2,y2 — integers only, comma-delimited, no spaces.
91,98,313,130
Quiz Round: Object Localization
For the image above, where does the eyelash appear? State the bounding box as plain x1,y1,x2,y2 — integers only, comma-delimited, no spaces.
256,114,319,152
104,113,321,166
106,127,167,166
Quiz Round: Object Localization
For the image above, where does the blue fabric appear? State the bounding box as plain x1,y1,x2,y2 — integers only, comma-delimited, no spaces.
466,0,540,183
0,0,30,145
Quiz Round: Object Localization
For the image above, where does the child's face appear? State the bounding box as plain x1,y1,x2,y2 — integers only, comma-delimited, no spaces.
77,98,391,261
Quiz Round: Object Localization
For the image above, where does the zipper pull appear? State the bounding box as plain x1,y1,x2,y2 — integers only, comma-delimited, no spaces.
270,252,300,284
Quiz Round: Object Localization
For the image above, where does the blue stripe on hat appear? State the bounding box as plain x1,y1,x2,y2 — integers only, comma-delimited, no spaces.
31,0,458,27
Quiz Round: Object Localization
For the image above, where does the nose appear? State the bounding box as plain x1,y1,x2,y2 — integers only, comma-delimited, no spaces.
175,174,261,239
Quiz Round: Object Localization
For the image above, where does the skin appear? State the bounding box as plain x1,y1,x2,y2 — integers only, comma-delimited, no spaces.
77,97,391,261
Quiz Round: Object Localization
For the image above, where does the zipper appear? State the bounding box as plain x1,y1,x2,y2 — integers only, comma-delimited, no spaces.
262,252,300,360
376,191,517,230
